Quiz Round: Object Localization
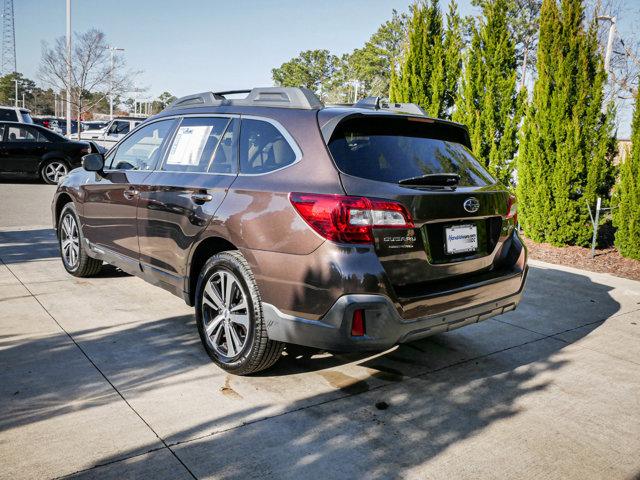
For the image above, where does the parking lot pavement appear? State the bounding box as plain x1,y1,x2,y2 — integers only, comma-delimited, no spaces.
1,183,639,479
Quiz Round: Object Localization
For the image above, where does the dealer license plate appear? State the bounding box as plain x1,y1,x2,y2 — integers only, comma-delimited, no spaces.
445,224,478,255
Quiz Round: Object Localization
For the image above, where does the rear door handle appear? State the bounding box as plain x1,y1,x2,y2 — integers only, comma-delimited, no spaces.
191,193,213,203
123,188,139,200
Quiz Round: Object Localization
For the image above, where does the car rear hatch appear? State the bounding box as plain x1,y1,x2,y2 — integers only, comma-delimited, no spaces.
323,113,518,317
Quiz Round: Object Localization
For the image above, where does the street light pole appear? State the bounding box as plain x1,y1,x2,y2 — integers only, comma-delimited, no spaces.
108,46,124,120
65,0,72,136
596,15,616,74
14,79,17,107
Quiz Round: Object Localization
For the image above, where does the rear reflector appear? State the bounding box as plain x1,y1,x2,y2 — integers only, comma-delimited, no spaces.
289,192,414,244
351,309,365,336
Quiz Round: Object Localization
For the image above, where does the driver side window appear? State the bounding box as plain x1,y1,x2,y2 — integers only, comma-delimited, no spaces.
108,120,129,135
107,119,176,171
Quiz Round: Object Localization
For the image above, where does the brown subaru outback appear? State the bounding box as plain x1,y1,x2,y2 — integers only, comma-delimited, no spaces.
52,87,527,375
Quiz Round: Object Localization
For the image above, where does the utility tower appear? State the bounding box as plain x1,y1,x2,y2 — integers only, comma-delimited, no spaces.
1,0,16,75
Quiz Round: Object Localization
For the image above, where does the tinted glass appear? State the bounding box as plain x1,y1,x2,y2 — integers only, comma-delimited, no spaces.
239,119,297,174
6,126,46,142
210,119,238,174
163,117,232,173
108,119,175,171
0,109,18,122
109,121,129,135
327,117,495,187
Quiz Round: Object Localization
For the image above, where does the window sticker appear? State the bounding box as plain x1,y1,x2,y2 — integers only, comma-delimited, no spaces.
166,125,212,166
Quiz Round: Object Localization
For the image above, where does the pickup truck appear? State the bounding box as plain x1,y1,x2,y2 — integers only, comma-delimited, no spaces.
68,117,145,150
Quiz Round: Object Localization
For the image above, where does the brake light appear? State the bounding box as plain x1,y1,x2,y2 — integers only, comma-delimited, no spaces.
289,192,414,244
506,194,517,223
351,309,365,336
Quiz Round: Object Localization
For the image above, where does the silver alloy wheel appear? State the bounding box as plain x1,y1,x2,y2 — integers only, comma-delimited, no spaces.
202,270,250,358
60,213,80,269
44,162,68,183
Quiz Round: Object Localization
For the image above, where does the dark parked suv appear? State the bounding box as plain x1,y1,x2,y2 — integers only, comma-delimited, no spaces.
52,87,527,374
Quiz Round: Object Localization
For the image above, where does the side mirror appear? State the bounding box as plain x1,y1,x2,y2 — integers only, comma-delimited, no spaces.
82,153,104,172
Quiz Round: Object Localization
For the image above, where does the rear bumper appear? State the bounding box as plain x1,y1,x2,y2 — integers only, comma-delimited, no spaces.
263,264,528,351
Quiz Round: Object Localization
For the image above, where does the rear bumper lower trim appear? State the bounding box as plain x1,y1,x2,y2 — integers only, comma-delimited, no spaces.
263,266,528,351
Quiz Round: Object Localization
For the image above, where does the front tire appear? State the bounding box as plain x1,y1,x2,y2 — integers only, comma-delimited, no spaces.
58,203,102,277
195,251,284,375
41,160,69,184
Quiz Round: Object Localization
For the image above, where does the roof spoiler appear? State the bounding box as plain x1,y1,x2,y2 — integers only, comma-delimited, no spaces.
353,97,427,116
166,87,324,111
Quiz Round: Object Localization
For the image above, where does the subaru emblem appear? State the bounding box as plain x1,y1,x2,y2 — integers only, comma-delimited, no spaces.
463,197,480,213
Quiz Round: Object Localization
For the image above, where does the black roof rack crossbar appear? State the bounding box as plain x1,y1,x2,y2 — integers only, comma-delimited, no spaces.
212,89,252,99
166,87,324,111
353,96,427,116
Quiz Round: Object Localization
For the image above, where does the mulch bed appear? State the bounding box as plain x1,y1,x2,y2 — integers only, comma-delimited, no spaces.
523,236,640,281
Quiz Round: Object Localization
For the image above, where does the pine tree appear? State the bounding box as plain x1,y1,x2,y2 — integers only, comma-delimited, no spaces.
613,91,640,259
389,0,461,119
453,0,523,188
516,0,615,246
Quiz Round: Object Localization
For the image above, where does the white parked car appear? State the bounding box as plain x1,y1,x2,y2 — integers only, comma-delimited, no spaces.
0,106,34,124
68,117,144,149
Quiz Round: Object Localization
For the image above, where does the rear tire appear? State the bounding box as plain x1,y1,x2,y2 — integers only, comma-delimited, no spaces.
58,203,102,277
41,159,69,184
195,251,284,375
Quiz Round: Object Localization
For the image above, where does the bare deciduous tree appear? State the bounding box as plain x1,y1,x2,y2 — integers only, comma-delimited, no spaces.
38,28,139,137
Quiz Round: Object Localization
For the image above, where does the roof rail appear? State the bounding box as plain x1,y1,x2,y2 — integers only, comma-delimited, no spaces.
166,87,324,111
353,96,426,116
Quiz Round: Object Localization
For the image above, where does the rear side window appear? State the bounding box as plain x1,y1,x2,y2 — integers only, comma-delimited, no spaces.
0,109,18,122
327,117,495,187
239,119,297,174
163,117,234,173
6,126,48,142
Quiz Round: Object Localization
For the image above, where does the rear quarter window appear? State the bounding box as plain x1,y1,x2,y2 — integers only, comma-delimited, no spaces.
239,118,298,174
327,116,495,187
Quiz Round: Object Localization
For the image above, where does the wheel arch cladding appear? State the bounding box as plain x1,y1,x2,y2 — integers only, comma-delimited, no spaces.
187,236,238,306
55,193,74,227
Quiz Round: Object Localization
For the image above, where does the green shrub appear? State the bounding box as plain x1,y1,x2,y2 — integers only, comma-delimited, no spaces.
613,92,640,259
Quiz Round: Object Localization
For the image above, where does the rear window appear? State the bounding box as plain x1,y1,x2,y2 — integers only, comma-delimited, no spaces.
327,117,495,187
20,110,33,124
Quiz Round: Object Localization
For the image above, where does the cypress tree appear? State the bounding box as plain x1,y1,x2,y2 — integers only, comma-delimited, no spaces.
389,0,461,119
516,0,615,246
453,0,524,188
613,91,640,259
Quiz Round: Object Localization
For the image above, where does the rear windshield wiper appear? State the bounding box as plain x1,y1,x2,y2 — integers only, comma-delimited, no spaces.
397,173,460,188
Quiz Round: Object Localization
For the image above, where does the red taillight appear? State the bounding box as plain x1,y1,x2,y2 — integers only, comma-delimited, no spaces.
506,194,517,224
351,309,365,336
289,192,414,244
43,120,50,128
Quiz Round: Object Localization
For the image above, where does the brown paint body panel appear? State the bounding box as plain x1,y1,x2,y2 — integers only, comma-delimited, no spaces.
52,103,528,349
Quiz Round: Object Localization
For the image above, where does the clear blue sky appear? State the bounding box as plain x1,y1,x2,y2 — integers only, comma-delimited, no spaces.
18,0,463,98
15,0,640,135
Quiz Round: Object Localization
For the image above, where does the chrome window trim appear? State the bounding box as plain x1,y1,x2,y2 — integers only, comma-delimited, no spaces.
99,112,301,177
237,114,302,176
157,115,238,175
